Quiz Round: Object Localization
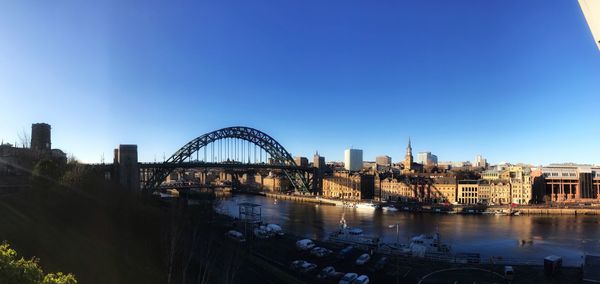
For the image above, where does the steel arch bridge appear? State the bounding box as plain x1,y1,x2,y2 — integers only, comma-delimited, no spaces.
142,126,310,192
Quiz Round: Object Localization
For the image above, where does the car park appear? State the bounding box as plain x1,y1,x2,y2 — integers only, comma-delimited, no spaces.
253,226,270,239
371,256,388,272
296,239,316,251
337,245,354,259
353,275,370,284
355,253,371,265
316,266,336,280
310,247,333,258
290,260,317,274
266,224,284,236
328,271,345,282
338,272,358,284
225,230,246,242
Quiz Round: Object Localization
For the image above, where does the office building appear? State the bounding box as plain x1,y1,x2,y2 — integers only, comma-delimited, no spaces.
313,152,325,169
344,148,363,171
539,164,600,202
376,155,392,166
294,156,308,167
417,152,438,166
474,154,487,169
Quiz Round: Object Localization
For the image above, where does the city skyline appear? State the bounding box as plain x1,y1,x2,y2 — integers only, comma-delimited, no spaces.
1,1,599,165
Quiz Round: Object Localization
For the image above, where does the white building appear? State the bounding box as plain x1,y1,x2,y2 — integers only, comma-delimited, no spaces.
474,154,487,168
344,148,363,171
416,152,438,166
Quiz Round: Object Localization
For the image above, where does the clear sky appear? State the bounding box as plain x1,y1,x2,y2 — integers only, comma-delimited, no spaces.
1,0,599,165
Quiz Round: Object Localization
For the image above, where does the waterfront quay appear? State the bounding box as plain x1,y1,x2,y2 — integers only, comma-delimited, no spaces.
262,192,600,215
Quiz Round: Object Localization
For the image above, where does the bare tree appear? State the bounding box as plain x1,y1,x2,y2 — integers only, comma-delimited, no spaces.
163,202,188,284
17,128,30,148
222,244,241,284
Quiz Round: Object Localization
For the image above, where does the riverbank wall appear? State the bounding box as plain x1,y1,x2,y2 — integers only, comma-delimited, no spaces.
243,192,600,215
264,193,337,206
516,208,600,215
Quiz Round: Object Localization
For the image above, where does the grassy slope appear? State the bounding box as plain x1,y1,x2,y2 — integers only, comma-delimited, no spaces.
0,184,166,283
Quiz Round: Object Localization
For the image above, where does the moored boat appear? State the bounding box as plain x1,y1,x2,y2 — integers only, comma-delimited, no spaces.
329,216,380,249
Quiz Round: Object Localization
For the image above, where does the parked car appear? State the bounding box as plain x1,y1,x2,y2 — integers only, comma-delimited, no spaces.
225,230,246,242
310,247,333,258
316,266,336,279
290,260,317,274
296,239,316,251
371,256,388,272
253,227,270,239
338,273,358,284
353,275,370,284
266,223,284,236
355,253,371,265
337,245,354,259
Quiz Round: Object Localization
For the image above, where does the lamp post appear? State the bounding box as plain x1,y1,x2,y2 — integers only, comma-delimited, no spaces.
388,223,401,284
388,223,400,245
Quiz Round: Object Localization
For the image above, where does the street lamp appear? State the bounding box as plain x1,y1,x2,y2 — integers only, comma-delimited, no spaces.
388,223,401,284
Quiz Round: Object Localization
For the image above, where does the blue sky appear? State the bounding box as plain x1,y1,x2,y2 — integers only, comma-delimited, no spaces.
1,0,599,165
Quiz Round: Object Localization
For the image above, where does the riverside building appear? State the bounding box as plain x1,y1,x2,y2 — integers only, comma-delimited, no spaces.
322,171,374,201
539,164,600,203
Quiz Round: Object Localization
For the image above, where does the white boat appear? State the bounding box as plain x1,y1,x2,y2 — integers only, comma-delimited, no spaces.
407,232,451,257
329,216,380,249
355,202,377,210
382,205,398,212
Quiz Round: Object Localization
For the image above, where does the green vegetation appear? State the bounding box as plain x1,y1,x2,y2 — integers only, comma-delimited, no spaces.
0,159,166,283
0,242,76,284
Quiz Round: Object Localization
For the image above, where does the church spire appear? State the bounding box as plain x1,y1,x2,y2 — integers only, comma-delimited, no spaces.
403,137,414,172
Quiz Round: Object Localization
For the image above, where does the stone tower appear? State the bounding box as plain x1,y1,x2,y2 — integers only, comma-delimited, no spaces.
31,123,51,153
403,138,413,172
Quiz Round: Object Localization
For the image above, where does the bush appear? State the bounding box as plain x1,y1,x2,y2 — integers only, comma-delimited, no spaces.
0,242,76,284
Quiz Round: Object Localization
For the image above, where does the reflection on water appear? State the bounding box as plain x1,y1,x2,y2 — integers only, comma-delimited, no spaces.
215,194,600,265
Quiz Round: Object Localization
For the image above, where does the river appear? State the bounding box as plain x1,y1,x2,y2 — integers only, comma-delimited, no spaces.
214,194,600,266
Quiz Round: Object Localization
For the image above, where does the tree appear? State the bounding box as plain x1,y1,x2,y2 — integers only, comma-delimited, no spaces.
31,159,66,189
17,128,30,148
0,242,77,284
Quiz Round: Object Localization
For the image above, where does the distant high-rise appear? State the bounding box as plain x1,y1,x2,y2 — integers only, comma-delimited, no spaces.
344,148,363,171
474,154,487,168
375,155,392,166
313,151,325,169
417,152,438,166
294,156,308,167
31,123,51,153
